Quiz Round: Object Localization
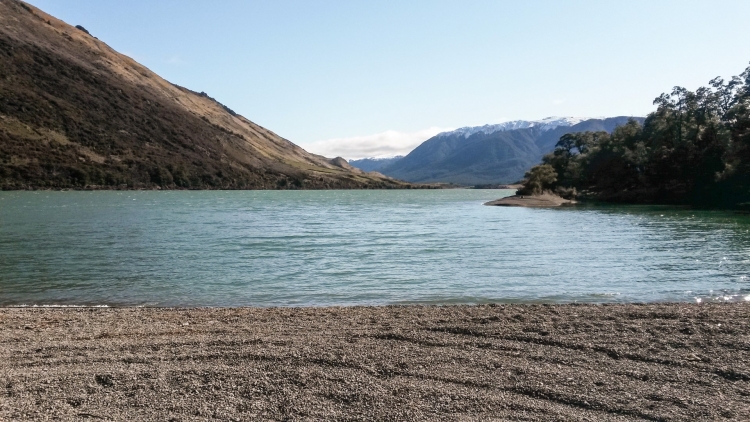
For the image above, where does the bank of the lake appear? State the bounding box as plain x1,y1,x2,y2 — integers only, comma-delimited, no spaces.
484,192,576,207
2,303,748,421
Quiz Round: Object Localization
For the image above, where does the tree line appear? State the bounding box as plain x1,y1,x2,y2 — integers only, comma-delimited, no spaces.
519,63,750,208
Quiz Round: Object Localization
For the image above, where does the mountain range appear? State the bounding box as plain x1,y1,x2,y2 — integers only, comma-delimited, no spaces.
352,117,643,185
0,0,405,189
347,156,403,173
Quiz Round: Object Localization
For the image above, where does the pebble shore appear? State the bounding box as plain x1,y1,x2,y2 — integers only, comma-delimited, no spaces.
2,303,748,420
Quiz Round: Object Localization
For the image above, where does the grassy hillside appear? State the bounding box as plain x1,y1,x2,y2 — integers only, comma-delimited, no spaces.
0,0,407,190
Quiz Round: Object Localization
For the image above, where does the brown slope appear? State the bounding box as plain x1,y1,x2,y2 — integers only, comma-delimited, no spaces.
0,0,407,189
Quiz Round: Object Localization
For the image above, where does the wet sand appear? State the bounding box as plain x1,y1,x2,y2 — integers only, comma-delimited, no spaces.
2,304,749,421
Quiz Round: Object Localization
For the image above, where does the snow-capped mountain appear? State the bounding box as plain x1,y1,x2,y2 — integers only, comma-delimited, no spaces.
381,116,643,185
436,117,597,139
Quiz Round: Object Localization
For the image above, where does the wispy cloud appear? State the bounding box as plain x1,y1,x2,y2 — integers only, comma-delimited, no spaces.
166,55,186,65
301,127,453,160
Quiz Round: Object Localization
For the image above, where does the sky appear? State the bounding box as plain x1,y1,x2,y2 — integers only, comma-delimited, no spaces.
26,0,750,159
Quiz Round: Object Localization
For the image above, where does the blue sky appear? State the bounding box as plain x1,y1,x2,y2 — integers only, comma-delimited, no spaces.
26,0,750,159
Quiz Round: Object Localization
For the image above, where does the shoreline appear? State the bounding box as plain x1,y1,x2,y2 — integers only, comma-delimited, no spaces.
484,192,576,207
0,186,432,192
2,303,748,420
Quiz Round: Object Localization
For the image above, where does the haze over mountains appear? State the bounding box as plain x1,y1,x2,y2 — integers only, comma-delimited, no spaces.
347,156,403,173
351,117,643,185
0,0,404,189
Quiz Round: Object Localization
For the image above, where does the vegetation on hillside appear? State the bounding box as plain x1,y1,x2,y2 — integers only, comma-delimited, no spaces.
519,63,750,208
0,0,405,190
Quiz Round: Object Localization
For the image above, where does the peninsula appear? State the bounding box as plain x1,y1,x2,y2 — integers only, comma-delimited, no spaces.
484,193,576,207
510,64,750,209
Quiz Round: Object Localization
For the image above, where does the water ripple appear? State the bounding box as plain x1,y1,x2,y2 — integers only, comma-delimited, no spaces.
1,190,749,306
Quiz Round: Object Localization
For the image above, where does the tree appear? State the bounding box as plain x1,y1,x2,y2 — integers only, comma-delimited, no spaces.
519,164,557,195
518,62,750,207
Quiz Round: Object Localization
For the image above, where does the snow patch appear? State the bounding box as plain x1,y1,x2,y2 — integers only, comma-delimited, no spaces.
436,117,596,139
354,155,404,161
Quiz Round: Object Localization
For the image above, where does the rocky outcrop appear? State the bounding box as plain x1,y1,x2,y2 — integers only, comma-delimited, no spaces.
484,193,576,207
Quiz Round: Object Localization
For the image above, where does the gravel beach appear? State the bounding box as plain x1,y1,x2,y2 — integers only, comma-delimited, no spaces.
2,303,749,421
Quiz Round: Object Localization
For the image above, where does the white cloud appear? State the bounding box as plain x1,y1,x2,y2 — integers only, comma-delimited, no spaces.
301,127,452,160
166,55,186,65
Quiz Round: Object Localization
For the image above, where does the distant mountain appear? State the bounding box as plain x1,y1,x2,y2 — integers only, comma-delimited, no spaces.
440,117,592,139
349,156,404,172
0,0,405,189
379,117,644,185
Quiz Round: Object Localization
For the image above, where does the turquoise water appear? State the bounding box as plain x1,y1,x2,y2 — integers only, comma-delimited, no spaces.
0,190,749,307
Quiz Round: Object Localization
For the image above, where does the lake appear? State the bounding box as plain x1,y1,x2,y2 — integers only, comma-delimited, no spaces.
0,189,748,307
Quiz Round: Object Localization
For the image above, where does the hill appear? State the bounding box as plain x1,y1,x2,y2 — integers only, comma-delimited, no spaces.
0,0,406,190
379,117,642,185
